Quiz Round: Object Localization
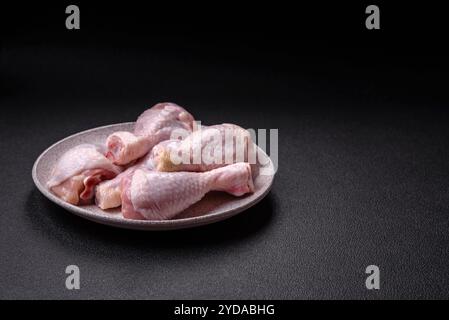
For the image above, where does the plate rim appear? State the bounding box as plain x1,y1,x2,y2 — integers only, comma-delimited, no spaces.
32,122,275,230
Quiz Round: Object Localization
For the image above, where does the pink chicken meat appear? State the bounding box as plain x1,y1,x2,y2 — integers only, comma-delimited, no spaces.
47,144,122,205
121,162,254,220
106,102,195,165
150,123,254,172
95,140,179,209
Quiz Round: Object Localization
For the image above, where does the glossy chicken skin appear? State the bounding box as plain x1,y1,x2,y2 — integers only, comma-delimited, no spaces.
151,124,254,172
121,162,254,220
106,103,195,165
47,144,122,205
95,144,163,209
95,169,134,210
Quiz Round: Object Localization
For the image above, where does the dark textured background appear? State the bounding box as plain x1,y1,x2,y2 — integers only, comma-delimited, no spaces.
1,2,449,299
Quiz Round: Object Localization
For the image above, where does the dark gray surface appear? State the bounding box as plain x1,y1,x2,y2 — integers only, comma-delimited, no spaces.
1,40,449,299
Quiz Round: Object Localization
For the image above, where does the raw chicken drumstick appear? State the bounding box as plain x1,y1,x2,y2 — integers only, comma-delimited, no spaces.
150,123,255,172
106,102,195,166
95,167,138,210
121,162,254,220
95,140,179,209
47,144,122,205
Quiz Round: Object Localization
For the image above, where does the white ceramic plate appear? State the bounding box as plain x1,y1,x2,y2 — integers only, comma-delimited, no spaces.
32,123,275,230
